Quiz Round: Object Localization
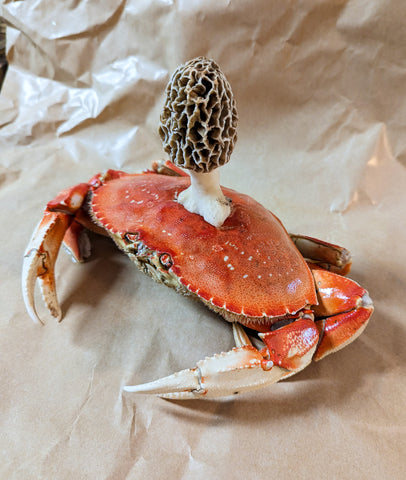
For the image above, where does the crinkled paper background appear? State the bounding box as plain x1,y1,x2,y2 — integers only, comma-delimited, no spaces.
1,1,405,479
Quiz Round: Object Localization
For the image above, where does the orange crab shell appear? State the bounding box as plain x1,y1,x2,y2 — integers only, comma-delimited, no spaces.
90,172,318,320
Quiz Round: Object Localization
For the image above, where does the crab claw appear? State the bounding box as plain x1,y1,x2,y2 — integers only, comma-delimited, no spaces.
123,320,320,399
310,266,374,361
259,317,320,372
22,211,72,324
124,345,289,399
22,182,90,324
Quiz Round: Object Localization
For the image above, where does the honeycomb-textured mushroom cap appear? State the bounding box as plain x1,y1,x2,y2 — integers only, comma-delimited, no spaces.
159,57,238,173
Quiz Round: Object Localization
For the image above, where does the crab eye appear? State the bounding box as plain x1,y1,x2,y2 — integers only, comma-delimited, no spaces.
124,232,140,244
159,253,173,269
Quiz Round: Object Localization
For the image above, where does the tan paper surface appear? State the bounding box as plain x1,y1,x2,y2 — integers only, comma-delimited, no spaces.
1,1,405,478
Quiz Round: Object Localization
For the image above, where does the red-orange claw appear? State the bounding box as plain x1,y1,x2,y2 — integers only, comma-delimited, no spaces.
47,183,90,214
311,267,368,317
22,210,73,324
314,305,373,361
259,318,319,371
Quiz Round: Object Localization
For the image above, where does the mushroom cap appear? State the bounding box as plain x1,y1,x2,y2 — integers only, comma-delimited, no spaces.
159,57,238,173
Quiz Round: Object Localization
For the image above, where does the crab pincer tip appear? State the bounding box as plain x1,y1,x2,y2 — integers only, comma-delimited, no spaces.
123,368,201,397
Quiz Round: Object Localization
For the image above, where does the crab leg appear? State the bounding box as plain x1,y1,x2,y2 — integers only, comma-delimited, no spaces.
290,234,352,275
22,183,90,324
22,211,73,324
124,267,373,399
310,266,374,360
124,344,289,400
123,321,319,399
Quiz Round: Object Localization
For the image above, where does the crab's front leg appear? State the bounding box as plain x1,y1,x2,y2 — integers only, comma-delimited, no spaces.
290,234,352,275
124,318,320,399
124,266,373,399
22,170,131,324
22,182,94,324
309,265,374,360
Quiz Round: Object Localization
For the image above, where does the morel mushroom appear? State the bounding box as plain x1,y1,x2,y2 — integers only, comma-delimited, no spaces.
159,57,238,227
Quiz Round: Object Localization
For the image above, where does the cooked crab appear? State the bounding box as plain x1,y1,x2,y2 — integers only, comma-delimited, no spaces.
22,58,373,399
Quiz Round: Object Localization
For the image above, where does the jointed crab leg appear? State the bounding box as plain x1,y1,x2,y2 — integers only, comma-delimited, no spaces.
290,234,352,275
22,183,90,324
232,321,252,347
123,321,319,399
123,344,290,400
123,267,372,399
310,266,373,360
22,211,73,324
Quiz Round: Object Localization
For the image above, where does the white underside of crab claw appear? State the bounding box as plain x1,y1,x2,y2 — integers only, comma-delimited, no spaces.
123,345,290,399
178,169,231,228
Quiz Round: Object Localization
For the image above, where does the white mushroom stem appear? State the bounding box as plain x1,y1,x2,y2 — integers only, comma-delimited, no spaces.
178,169,231,228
